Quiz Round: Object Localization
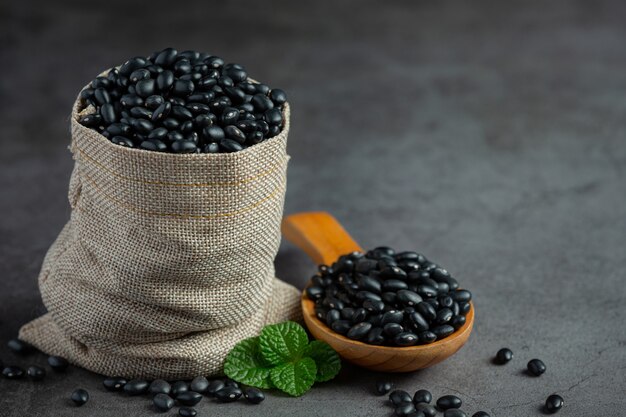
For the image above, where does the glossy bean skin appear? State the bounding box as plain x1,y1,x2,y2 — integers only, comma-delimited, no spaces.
413,389,432,404
495,348,513,364
527,359,547,376
153,393,175,411
545,394,563,413
71,389,89,406
376,380,394,396
244,387,265,404
436,395,462,410
389,390,412,406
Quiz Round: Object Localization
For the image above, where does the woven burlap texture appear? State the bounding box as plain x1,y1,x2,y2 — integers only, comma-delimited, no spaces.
19,94,302,380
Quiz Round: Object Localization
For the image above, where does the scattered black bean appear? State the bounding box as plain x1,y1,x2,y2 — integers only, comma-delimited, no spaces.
48,356,69,371
190,376,209,393
495,348,513,364
545,394,563,413
527,359,546,376
215,386,243,402
376,380,394,395
244,387,265,404
436,395,462,410
205,379,225,397
389,390,412,406
307,248,471,346
7,339,32,354
472,412,491,417
176,391,203,406
413,389,432,404
103,376,127,392
416,403,437,417
26,365,46,381
444,409,467,417
78,48,287,153
71,389,89,406
171,381,189,397
153,393,174,411
179,407,197,417
149,379,171,395
395,402,417,416
2,366,24,379
123,379,149,395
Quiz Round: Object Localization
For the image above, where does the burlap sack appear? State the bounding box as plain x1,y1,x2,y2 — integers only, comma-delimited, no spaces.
19,91,302,380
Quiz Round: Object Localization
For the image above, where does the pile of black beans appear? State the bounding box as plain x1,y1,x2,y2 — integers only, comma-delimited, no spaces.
79,47,287,153
305,247,472,346
2,338,265,415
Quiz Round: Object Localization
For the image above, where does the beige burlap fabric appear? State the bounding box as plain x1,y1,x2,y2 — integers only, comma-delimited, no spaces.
19,93,301,380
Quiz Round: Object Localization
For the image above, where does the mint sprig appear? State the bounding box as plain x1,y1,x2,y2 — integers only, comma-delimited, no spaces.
224,321,341,397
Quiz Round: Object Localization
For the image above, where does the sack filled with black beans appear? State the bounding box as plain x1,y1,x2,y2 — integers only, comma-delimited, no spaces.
19,48,302,380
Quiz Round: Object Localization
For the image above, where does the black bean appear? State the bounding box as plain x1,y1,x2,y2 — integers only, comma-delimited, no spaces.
202,125,225,141
365,327,385,345
394,332,418,346
215,386,243,402
326,309,341,325
439,296,454,308
452,290,472,302
155,47,178,67
413,389,432,404
436,395,462,410
416,285,438,298
527,359,546,376
416,403,437,417
124,379,149,395
495,348,513,364
356,291,382,303
149,379,172,395
181,121,194,133
106,123,131,136
452,302,461,316
119,57,147,76
224,125,246,144
100,103,117,124
172,80,195,97
444,410,467,417
48,356,69,371
471,412,491,417
167,381,187,397
459,302,471,315
135,79,155,98
103,377,127,391
382,279,408,292
198,76,218,89
171,105,193,120
255,83,270,95
347,322,372,340
244,387,265,404
381,266,408,280
7,339,32,354
382,292,398,305
384,323,404,337
130,106,152,119
375,380,394,396
397,290,423,307
219,138,244,153
395,402,417,416
416,302,437,321
152,393,174,411
176,391,202,406
167,131,184,142
431,325,454,339
224,86,246,104
27,366,46,381
352,307,368,323
306,286,324,301
435,308,453,324
382,310,404,325
269,88,287,105
174,60,192,75
79,114,102,127
409,311,430,332
418,330,437,344
389,390,412,406
171,140,197,153
2,366,24,379
545,394,563,413
264,108,283,125
129,68,150,83
71,389,89,406
331,320,351,334
202,142,219,153
179,407,197,417
94,88,110,105
120,94,143,108
363,299,385,313
450,315,466,329
251,94,274,112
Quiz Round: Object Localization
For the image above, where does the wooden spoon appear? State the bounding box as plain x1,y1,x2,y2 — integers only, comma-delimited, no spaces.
282,211,474,372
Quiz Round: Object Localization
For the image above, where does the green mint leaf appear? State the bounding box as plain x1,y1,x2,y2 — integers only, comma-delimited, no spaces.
224,336,274,389
259,321,309,365
270,356,317,396
305,340,341,382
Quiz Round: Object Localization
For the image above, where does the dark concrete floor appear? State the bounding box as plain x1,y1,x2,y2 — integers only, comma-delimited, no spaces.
1,0,625,416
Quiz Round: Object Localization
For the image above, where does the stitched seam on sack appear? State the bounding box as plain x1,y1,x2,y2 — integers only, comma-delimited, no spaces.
75,146,283,187
80,172,284,219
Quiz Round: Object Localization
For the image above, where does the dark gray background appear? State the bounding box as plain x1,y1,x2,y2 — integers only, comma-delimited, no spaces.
1,1,625,416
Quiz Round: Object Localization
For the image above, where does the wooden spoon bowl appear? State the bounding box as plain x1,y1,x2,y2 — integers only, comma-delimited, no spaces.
282,212,474,372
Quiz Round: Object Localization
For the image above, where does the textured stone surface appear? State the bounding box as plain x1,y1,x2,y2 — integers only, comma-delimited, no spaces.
1,0,625,416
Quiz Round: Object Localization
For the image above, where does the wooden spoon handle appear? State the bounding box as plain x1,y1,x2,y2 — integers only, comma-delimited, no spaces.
281,212,363,266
